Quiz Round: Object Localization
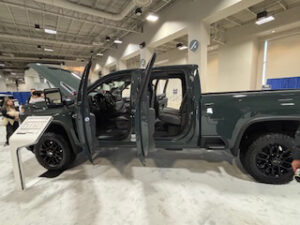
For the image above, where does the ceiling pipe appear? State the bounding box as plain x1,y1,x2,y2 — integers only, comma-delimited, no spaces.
0,33,99,48
0,49,90,59
0,56,78,63
33,0,152,21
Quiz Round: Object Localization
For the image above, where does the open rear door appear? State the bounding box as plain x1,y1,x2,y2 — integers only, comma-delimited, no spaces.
134,53,156,164
75,60,96,162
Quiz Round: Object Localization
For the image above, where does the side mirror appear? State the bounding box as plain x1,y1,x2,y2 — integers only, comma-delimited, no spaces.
64,98,75,106
44,88,63,107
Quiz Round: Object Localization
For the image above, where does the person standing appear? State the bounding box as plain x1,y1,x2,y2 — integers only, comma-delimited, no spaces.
292,154,300,174
27,88,36,103
29,90,44,104
1,97,19,146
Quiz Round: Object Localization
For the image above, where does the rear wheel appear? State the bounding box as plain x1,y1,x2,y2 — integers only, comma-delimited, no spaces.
242,133,294,184
34,132,75,170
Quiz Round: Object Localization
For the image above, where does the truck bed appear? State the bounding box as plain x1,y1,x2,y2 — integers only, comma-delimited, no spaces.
201,89,300,150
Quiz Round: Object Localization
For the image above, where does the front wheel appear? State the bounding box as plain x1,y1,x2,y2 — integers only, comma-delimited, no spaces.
242,133,294,184
34,132,75,170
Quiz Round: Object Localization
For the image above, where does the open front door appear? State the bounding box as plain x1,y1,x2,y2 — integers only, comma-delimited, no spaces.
75,60,96,162
134,53,156,163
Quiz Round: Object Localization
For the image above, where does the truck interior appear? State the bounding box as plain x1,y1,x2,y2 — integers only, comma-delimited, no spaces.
88,71,189,141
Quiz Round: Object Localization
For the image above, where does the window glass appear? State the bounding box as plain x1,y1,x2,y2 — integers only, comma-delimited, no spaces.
165,78,182,110
122,84,131,98
93,78,131,101
153,78,183,110
156,79,167,95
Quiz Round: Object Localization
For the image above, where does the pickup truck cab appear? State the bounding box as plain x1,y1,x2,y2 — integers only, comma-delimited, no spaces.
22,54,300,184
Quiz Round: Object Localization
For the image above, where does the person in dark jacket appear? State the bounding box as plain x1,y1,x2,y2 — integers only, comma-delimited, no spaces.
1,97,19,146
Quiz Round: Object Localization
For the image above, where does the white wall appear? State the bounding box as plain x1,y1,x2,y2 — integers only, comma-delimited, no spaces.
255,32,300,89
217,38,258,92
206,51,219,92
267,34,300,79
0,74,7,91
155,48,188,66
19,68,50,92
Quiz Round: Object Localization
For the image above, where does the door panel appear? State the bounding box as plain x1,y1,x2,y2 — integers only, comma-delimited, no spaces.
133,54,156,163
75,61,96,162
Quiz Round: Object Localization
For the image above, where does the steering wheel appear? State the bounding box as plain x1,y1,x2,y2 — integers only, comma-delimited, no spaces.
92,91,116,112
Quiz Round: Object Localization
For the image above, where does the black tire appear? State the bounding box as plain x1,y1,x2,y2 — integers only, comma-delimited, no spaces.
34,132,75,171
243,133,294,184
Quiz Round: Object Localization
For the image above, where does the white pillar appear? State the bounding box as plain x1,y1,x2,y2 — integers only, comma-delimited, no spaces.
188,22,210,93
90,61,102,82
102,66,110,76
117,60,127,70
0,75,7,91
140,47,154,68
218,38,259,92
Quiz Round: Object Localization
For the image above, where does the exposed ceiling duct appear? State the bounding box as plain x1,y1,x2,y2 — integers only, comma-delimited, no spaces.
33,0,152,21
0,33,99,48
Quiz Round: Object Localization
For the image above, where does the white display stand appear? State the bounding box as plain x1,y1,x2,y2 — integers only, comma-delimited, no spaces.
10,116,53,191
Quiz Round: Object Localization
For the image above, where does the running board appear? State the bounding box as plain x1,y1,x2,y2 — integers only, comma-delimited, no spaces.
206,145,226,150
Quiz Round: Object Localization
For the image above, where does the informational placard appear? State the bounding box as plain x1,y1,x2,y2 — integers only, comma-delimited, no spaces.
13,116,53,140
10,116,53,191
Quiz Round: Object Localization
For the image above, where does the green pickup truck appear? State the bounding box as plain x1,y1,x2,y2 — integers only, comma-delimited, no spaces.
22,54,300,184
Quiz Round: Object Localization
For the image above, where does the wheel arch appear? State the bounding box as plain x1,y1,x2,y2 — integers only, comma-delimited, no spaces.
231,117,300,157
44,120,82,154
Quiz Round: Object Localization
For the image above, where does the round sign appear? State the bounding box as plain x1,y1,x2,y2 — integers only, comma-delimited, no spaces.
140,59,146,67
189,40,199,52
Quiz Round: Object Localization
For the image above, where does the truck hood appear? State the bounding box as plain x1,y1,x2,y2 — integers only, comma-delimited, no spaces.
29,63,81,98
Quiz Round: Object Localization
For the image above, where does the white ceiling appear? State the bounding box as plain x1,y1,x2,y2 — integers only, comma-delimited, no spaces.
0,0,176,77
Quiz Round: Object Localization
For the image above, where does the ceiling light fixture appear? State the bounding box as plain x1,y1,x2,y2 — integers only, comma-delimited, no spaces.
11,72,16,75
93,41,103,46
114,39,123,44
97,53,104,56
44,48,54,52
146,13,159,22
256,11,274,25
0,63,5,67
139,41,146,49
44,28,57,34
2,53,14,57
34,24,41,30
176,43,188,50
135,7,143,16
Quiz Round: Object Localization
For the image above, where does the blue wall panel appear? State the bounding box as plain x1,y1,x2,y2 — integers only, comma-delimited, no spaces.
267,77,300,90
0,92,31,104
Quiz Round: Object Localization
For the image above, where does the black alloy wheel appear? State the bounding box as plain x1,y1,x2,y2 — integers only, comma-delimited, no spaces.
34,132,75,170
243,133,294,184
255,143,293,178
39,139,64,168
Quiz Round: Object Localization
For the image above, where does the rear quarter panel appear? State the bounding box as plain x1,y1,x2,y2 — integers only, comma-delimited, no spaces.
201,90,300,150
